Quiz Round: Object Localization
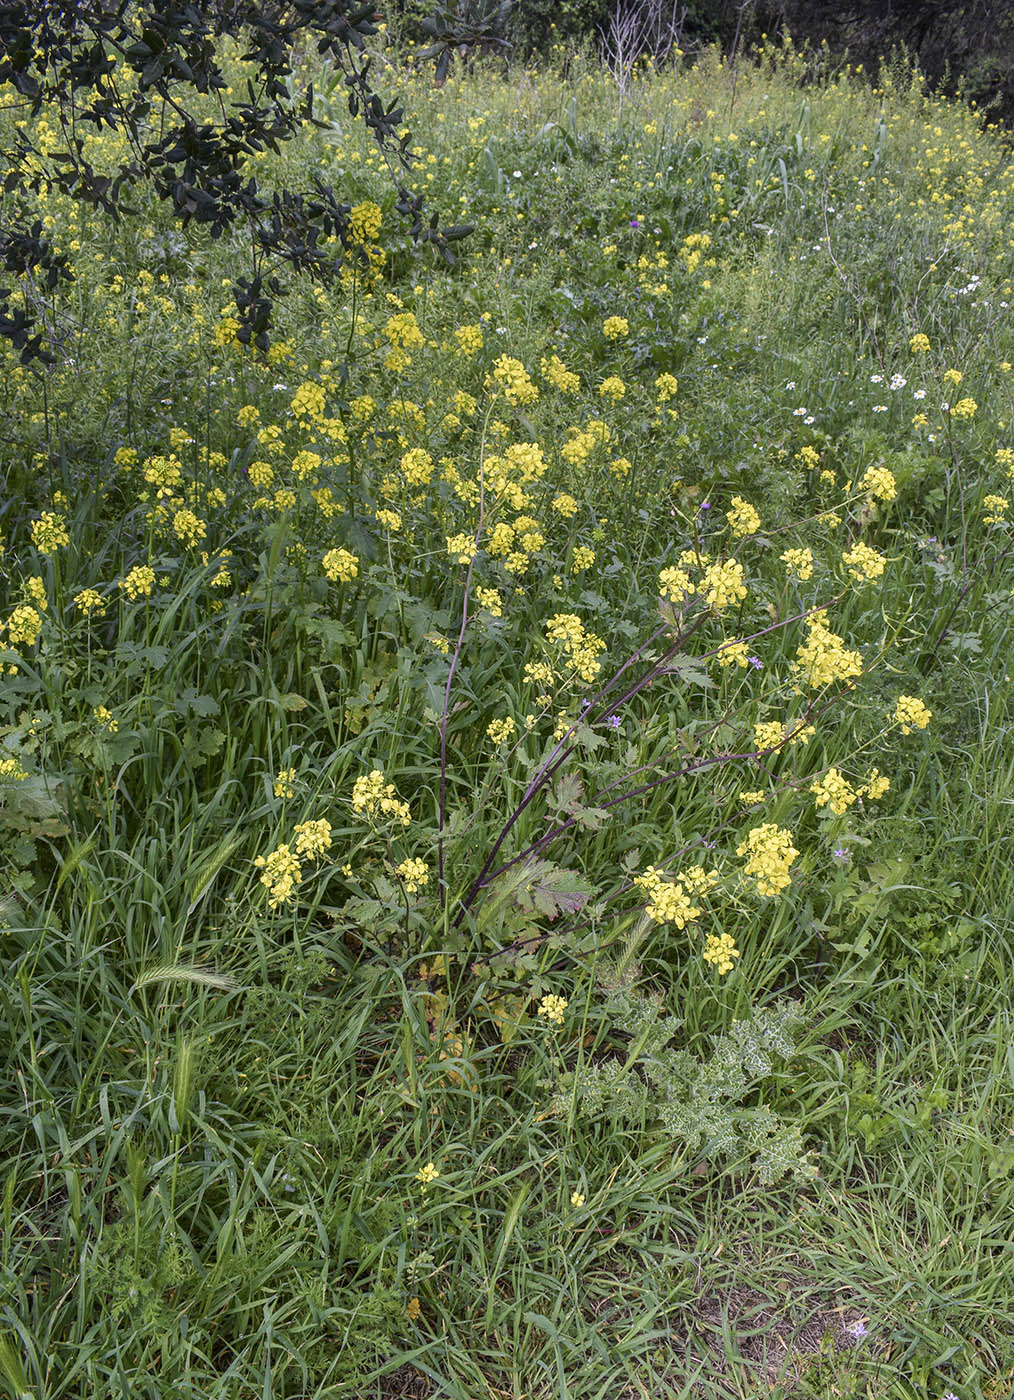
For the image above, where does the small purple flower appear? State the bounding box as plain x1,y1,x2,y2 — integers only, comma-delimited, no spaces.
606,714,622,730
700,501,710,512
747,655,762,670
581,698,592,712
834,847,851,861
629,217,641,228
942,1392,959,1400
846,1319,868,1340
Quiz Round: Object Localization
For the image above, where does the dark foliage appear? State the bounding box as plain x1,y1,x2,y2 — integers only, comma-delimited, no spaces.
757,0,1014,125
496,0,1014,125
0,1,471,364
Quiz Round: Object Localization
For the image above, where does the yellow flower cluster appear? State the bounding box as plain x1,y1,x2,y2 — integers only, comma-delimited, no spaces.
865,769,890,800
635,866,702,928
323,547,359,582
490,355,538,405
682,865,720,896
446,533,476,565
454,323,483,356
909,333,931,352
540,354,580,394
383,312,425,350
780,547,814,580
599,375,626,402
486,716,516,744
74,588,105,615
291,450,322,482
349,200,382,244
753,721,785,751
793,612,862,689
561,418,610,467
351,769,412,826
30,512,69,553
173,509,206,548
401,447,434,485
523,660,554,686
544,612,606,683
0,757,28,781
6,605,42,647
702,559,747,611
811,765,890,814
254,820,332,907
810,767,857,815
475,586,503,617
659,566,694,602
703,932,740,975
737,823,799,896
145,453,184,495
983,495,1009,523
396,857,429,894
655,372,678,401
253,843,301,907
842,540,886,582
121,565,157,600
293,819,332,859
717,641,750,668
602,316,629,340
290,381,326,421
538,994,569,1025
949,397,977,419
860,465,897,501
726,496,760,537
893,695,932,734
273,768,296,799
571,546,595,573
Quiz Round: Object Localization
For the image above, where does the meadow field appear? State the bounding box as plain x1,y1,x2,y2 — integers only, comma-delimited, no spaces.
2,28,1014,1400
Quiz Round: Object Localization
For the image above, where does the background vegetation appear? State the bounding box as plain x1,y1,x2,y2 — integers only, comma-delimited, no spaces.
390,0,1014,125
2,21,1014,1400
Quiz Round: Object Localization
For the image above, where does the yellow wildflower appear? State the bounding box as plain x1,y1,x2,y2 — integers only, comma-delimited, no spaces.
893,696,931,734
323,548,359,582
538,994,568,1025
703,933,740,974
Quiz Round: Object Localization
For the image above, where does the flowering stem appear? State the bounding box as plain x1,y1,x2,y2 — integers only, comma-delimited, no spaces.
456,591,845,923
437,403,491,905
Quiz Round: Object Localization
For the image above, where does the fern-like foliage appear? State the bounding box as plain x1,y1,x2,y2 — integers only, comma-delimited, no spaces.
552,991,815,1186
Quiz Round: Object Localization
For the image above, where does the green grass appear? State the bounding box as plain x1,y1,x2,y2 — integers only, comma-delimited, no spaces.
2,31,1014,1400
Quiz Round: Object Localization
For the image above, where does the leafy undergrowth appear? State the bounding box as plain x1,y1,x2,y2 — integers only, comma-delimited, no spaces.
2,33,1014,1400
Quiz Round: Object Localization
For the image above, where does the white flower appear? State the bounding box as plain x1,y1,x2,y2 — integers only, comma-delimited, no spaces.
890,374,907,390
804,415,815,424
872,404,888,413
793,406,807,417
870,373,883,383
785,380,797,389
913,388,926,399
